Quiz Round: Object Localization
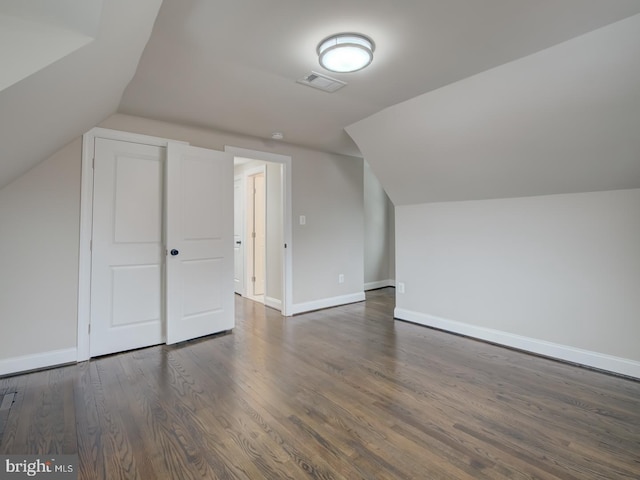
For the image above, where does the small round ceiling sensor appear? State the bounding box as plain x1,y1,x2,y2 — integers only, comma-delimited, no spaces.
271,132,284,140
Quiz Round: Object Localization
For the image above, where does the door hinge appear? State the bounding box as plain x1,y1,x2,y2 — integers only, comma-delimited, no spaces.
252,232,256,238
252,276,256,282
88,324,91,334
92,156,95,169
90,240,92,251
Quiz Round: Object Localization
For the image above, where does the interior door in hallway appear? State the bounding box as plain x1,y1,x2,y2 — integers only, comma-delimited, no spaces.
252,172,266,296
90,138,165,357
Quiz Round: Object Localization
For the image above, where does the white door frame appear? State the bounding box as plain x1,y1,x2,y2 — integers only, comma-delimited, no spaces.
77,127,188,362
225,146,293,316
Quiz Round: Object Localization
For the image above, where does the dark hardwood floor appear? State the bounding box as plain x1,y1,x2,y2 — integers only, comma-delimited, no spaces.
1,288,639,479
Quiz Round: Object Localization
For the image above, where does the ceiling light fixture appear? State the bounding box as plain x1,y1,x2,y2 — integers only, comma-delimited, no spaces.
271,132,284,140
317,33,375,73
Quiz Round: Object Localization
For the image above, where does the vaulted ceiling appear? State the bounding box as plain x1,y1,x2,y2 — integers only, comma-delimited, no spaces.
120,0,640,159
348,14,640,204
0,0,162,189
2,0,640,200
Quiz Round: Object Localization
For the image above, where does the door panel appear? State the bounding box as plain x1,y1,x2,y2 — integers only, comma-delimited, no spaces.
166,143,234,344
182,258,222,315
90,138,165,357
111,265,161,326
114,157,163,242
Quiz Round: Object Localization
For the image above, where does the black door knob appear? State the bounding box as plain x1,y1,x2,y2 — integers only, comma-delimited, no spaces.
170,249,179,256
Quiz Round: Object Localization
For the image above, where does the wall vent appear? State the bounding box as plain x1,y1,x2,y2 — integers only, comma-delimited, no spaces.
297,71,347,93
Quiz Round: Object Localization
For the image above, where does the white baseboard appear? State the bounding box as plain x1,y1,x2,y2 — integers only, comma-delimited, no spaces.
394,308,640,379
291,292,366,315
264,296,282,311
364,279,395,291
0,347,77,377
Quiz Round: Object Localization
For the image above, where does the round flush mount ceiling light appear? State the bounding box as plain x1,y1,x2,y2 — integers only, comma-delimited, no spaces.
317,33,375,73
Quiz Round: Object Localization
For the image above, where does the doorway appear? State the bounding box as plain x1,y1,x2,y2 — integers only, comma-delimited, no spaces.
233,159,283,310
228,145,292,315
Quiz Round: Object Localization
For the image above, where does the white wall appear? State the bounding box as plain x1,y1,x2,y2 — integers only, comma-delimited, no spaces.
364,162,394,289
290,148,364,304
395,189,640,377
0,139,81,372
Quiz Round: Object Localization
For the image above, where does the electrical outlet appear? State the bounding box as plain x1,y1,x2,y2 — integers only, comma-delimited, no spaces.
397,282,405,294
338,274,344,284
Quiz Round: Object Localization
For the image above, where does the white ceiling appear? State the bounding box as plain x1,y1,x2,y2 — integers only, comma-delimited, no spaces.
0,0,103,92
2,0,639,201
120,0,640,158
0,0,162,189
348,14,640,205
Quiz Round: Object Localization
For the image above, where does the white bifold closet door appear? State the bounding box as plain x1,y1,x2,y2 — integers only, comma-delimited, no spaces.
89,138,233,357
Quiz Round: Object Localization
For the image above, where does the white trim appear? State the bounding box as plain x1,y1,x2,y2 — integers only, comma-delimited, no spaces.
364,279,395,291
77,133,95,362
291,292,366,315
394,308,640,379
264,296,282,310
85,127,174,147
77,128,188,361
0,348,77,377
225,146,293,316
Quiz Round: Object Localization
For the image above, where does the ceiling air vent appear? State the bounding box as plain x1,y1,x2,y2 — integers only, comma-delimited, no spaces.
297,71,347,93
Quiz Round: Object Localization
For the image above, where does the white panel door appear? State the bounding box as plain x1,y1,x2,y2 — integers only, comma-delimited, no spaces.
90,138,165,357
166,143,234,344
233,175,245,295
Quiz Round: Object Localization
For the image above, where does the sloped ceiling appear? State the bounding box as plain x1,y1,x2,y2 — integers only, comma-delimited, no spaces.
0,0,101,92
0,0,162,189
120,0,640,160
2,0,640,201
347,15,640,205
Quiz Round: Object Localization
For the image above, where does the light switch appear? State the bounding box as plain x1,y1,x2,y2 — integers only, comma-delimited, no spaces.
299,215,306,225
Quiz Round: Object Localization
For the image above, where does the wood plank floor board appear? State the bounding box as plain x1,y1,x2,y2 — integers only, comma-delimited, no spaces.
1,288,639,479
0,374,28,454
169,356,314,480
180,336,353,480
74,361,106,480
110,348,251,480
